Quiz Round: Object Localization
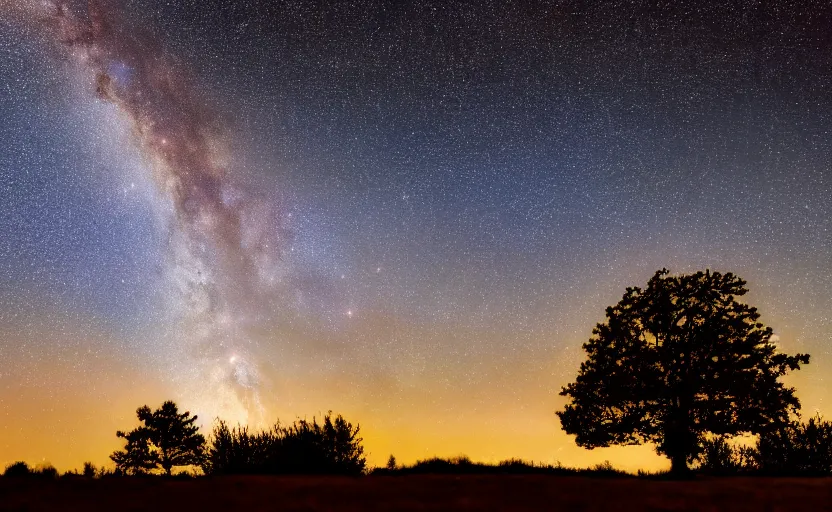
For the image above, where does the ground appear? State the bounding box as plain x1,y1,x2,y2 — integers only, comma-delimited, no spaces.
1,475,831,511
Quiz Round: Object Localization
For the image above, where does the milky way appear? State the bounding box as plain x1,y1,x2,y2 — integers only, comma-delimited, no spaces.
39,0,289,424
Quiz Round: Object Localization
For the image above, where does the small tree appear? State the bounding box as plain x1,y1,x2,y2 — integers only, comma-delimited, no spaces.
557,269,809,476
323,413,366,474
386,454,397,470
111,401,206,476
82,462,97,478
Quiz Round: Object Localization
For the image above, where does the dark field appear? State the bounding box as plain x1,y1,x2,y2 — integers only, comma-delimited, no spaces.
2,476,832,511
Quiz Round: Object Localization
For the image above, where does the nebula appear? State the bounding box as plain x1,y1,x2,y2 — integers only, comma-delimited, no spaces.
38,0,289,425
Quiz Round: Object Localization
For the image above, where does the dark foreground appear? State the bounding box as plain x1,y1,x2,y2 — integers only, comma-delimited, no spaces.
2,475,832,511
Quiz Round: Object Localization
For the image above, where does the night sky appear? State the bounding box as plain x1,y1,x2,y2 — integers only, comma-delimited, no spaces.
0,0,830,472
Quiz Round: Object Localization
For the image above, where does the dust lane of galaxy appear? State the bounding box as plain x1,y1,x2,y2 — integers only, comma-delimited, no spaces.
0,0,830,472
17,0,290,425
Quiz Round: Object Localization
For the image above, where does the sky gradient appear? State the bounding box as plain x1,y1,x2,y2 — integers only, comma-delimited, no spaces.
0,0,830,472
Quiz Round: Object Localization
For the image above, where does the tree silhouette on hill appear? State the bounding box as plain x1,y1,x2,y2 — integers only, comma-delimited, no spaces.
557,269,810,476
111,401,206,476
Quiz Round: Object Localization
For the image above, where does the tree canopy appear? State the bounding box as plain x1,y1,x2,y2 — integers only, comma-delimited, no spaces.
557,269,810,475
110,401,206,475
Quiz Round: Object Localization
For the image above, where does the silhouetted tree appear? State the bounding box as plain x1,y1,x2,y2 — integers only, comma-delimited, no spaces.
82,462,97,478
35,464,58,479
557,269,810,476
3,461,30,477
280,413,366,475
203,421,279,475
386,454,397,470
204,412,365,475
110,428,157,475
111,401,206,476
756,415,832,475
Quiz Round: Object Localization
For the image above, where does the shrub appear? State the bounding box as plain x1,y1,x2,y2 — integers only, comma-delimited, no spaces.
696,437,746,474
82,462,97,478
205,412,365,476
4,461,30,477
3,462,59,479
756,416,832,475
34,464,59,479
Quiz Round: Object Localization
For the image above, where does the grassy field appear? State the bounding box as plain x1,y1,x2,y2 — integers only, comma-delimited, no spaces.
2,475,831,511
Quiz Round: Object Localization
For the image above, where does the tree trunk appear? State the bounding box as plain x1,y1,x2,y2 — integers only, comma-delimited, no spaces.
669,450,689,477
665,410,694,478
666,390,694,478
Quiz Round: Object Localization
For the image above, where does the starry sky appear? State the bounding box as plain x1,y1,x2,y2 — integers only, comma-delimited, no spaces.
0,0,830,472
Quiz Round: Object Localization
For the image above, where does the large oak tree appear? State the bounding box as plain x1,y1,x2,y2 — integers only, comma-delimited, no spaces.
557,269,810,475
